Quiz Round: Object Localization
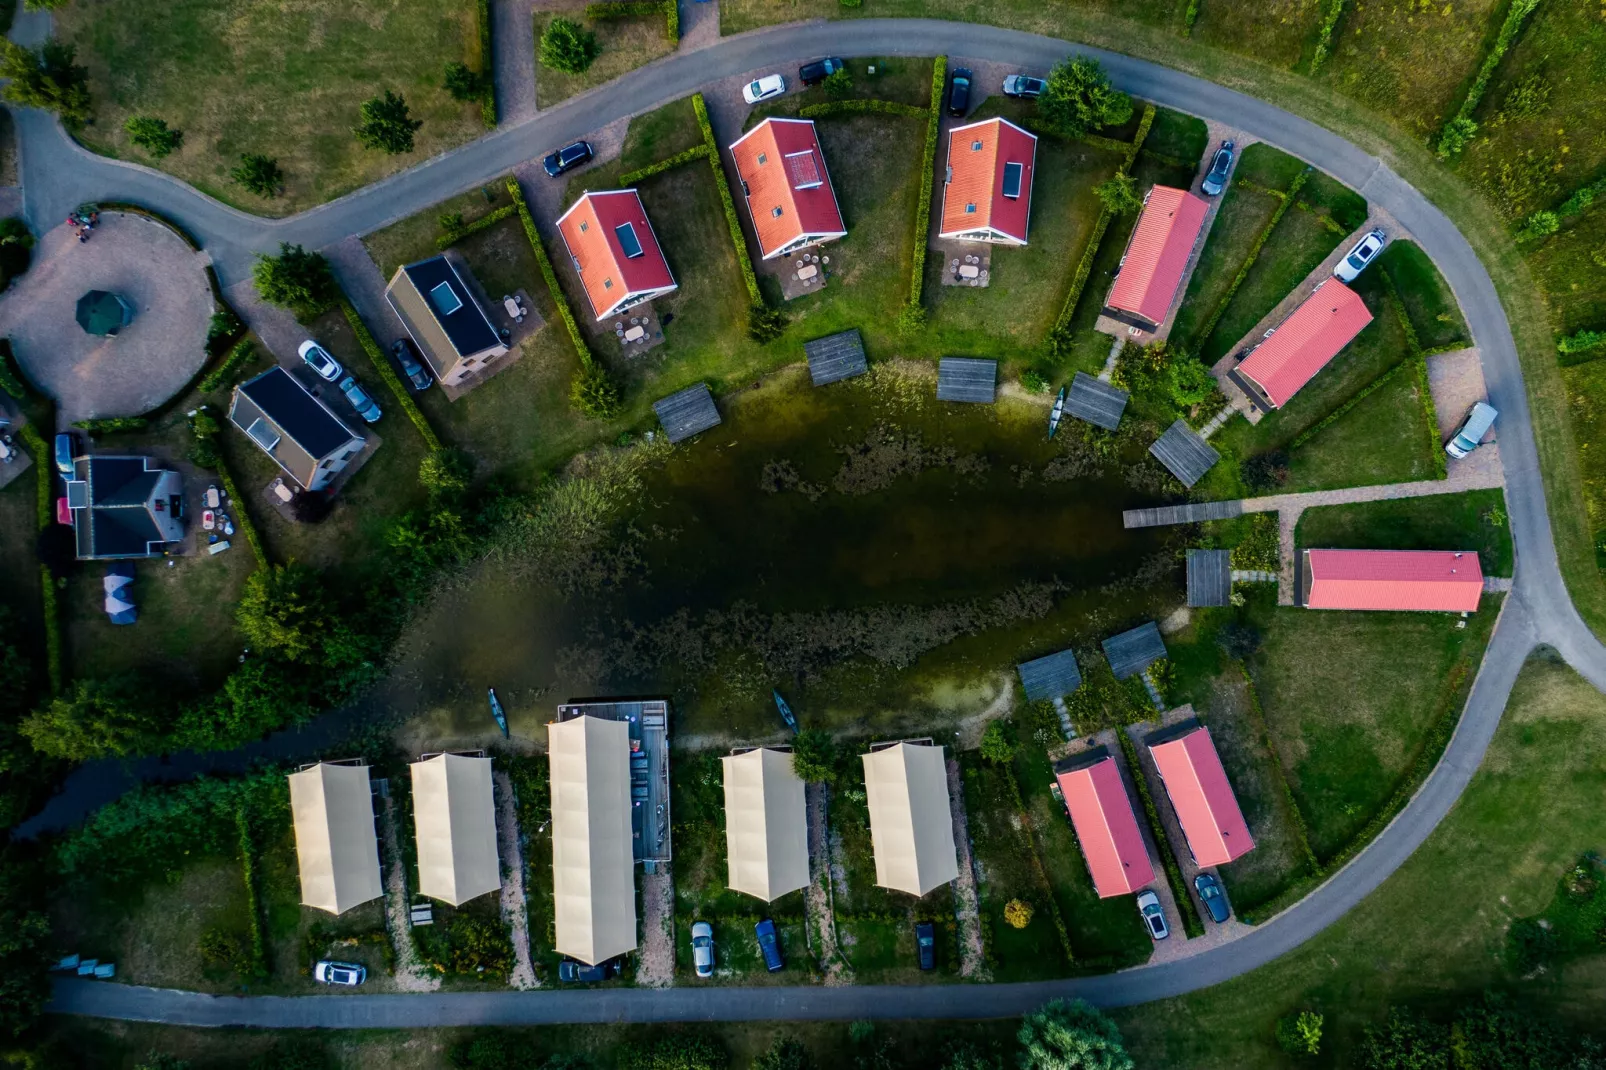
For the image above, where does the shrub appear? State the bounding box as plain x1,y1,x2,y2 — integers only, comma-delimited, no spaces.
354,90,422,154
619,143,709,184
1507,917,1555,973
798,99,925,120
896,304,927,335
253,243,338,320
0,40,92,128
124,116,182,158
1308,0,1347,74
1558,329,1606,355
747,303,788,344
791,728,836,782
822,66,853,99
1435,0,1541,158
753,1037,808,1070
443,61,484,103
231,154,285,198
1094,173,1141,215
540,17,599,74
1037,57,1132,139
21,674,173,760
340,299,443,448
0,217,35,292
1275,1011,1324,1058
570,365,621,420
1017,999,1133,1070
1435,115,1479,159
1517,209,1560,241
1496,73,1551,125
620,1036,727,1070
199,338,256,393
1020,368,1049,394
420,449,474,497
1166,356,1217,408
1003,899,1034,929
237,563,340,664
206,305,244,352
74,416,148,434
979,719,1017,764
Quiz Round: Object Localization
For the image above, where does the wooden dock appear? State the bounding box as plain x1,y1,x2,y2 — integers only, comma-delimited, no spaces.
1123,500,1243,528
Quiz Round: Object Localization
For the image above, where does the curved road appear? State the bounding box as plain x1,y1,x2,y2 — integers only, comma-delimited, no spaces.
18,15,1606,1027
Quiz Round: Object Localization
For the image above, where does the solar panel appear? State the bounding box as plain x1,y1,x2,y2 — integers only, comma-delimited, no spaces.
429,281,463,316
615,222,644,259
1002,161,1023,199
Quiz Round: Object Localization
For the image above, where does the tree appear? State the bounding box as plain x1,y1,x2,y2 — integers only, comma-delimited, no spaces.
747,303,789,343
1003,898,1034,929
21,675,170,760
1165,356,1217,408
124,115,182,158
791,727,837,782
0,40,92,127
1094,173,1141,215
236,563,339,664
0,849,51,1039
231,153,285,198
252,243,338,319
1275,1011,1324,1058
979,719,1017,764
753,1037,809,1070
1241,450,1290,492
539,17,599,75
443,61,485,102
420,448,474,498
940,1046,1003,1070
823,67,854,99
1017,999,1134,1070
354,90,422,154
1037,57,1132,139
570,365,622,419
1360,1009,1449,1070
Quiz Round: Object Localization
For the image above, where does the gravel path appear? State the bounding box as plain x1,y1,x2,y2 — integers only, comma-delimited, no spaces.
803,784,850,984
945,759,988,981
493,0,540,124
494,772,538,990
635,869,676,987
379,797,440,993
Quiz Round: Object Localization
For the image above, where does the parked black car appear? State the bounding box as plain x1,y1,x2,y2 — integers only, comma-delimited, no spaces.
543,140,594,178
915,922,936,971
558,957,620,983
755,918,784,973
799,57,845,86
390,338,432,392
1194,872,1231,924
1201,140,1235,196
946,67,973,117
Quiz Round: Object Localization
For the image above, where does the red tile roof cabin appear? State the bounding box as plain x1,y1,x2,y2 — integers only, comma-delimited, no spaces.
729,118,847,260
1105,186,1210,327
1148,726,1254,867
1232,278,1373,409
555,190,678,321
1055,756,1156,898
1302,549,1484,612
939,117,1037,245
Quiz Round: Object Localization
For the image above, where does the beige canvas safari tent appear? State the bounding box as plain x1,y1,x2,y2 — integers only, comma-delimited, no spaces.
410,753,501,907
549,715,638,965
288,761,383,915
721,747,809,902
861,741,959,896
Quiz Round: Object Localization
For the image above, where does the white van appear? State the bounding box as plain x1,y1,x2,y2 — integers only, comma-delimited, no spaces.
1446,401,1498,459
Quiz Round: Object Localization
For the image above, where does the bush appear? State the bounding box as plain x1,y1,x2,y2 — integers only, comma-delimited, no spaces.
0,217,35,292
443,61,484,103
74,416,148,434
619,144,708,184
354,90,422,154
1507,916,1555,973
1020,368,1050,394
1435,0,1541,158
21,674,174,760
570,365,621,420
420,449,474,497
540,17,599,74
206,305,244,353
822,67,853,99
896,304,927,336
1166,356,1217,408
907,56,945,309
979,719,1017,764
1017,999,1133,1070
620,1036,727,1070
1241,450,1290,492
1308,0,1347,74
254,244,338,320
124,115,183,158
199,338,256,393
1037,57,1132,139
231,154,285,198
1003,899,1034,929
1094,173,1141,215
1275,1011,1324,1058
0,40,92,127
747,303,788,344
1558,329,1606,356
798,98,925,120
791,728,836,782
1496,73,1551,124
340,299,443,448
237,563,340,664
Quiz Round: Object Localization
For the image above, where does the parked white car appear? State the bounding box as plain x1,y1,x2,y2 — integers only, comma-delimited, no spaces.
1446,401,1498,459
691,921,715,979
743,73,786,104
298,339,343,382
313,960,366,986
1334,228,1388,282
1137,890,1169,941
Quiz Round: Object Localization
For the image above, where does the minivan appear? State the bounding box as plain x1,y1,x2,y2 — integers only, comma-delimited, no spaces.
1446,401,1497,459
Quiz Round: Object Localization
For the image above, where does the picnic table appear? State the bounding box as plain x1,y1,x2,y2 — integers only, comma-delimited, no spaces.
798,263,819,281
958,263,980,280
624,325,647,342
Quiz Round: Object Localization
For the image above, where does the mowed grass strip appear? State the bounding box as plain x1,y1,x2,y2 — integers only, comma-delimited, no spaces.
1296,489,1514,574
1169,181,1283,353
58,0,485,215
1378,240,1470,350
1282,362,1438,491
533,9,676,107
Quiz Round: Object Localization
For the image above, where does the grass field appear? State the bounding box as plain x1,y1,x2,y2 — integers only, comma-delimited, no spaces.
1169,172,1284,354
1119,655,1606,1067
1296,488,1514,575
534,7,676,108
1528,202,1606,338
57,0,486,215
1378,239,1471,350
1191,0,1322,71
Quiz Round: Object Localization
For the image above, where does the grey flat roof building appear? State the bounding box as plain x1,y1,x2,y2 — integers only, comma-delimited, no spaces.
937,358,997,403
653,383,721,444
1016,649,1083,704
1186,549,1232,607
803,329,868,386
1149,419,1220,487
1103,621,1168,680
1065,372,1129,431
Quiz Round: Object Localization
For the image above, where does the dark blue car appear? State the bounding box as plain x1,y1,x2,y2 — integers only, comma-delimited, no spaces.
53,432,76,476
754,918,784,973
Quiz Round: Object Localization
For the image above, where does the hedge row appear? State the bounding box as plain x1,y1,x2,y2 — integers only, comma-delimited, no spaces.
1192,168,1310,353
1181,0,1200,37
1558,328,1606,360
436,202,518,250
0,344,27,398
505,176,596,369
212,448,269,569
584,0,678,42
477,0,496,128
1308,0,1348,74
1,345,65,694
1117,728,1206,938
797,98,927,120
338,300,443,451
99,201,202,251
693,93,762,305
237,807,270,979
1435,0,1541,157
1235,664,1320,873
618,143,709,185
907,56,947,313
198,338,259,394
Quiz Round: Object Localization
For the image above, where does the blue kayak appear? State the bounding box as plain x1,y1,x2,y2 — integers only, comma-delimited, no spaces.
772,690,799,734
487,688,509,738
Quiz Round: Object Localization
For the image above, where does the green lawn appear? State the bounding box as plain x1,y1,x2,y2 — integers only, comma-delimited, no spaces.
1378,240,1471,351
1232,141,1309,192
1282,362,1438,491
1169,178,1283,354
1528,201,1606,338
1119,656,1606,1067
57,0,486,215
1191,0,1322,72
1296,489,1514,575
747,56,937,123
363,183,517,279
1142,107,1208,164
533,7,676,108
1561,359,1606,566
616,96,704,171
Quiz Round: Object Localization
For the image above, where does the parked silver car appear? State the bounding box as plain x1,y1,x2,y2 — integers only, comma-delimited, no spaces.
1137,889,1169,940
1446,401,1498,459
691,921,715,979
1334,228,1388,283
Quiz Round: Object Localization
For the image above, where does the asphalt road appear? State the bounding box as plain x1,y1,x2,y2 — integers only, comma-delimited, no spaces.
16,14,1606,1027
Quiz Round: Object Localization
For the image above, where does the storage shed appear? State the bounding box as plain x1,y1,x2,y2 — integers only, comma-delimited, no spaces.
1016,648,1082,704
1102,621,1167,681
1186,549,1232,607
1065,372,1129,431
1149,419,1220,487
803,329,868,386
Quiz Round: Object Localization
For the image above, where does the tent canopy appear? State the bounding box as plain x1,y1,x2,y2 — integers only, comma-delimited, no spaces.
289,762,383,916
721,748,809,902
549,716,638,965
76,290,134,337
861,742,959,896
410,753,500,907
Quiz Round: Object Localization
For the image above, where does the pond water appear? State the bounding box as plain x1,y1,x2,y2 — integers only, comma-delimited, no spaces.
386,363,1184,748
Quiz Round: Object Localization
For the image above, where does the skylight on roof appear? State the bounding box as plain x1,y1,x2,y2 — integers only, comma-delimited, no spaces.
971,140,983,151
757,152,768,165
772,206,784,218
429,281,463,316
65,480,88,510
246,417,281,452
1002,161,1023,200
615,222,644,259
965,203,977,213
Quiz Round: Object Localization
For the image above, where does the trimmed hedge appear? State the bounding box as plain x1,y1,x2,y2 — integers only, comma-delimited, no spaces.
73,416,148,434
1558,328,1606,360
477,0,496,128
505,176,596,368
339,300,443,451
3,346,65,693
1192,168,1310,352
1434,0,1541,157
693,93,762,304
436,202,518,250
198,338,259,393
908,56,946,313
798,98,927,120
1308,0,1347,74
212,450,269,569
618,143,709,185
236,806,269,979
1118,727,1205,938
0,345,27,399
583,0,678,42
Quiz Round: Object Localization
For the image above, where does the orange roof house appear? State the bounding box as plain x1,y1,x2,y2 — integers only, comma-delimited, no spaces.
1231,278,1372,410
1149,726,1254,868
729,118,847,260
1104,186,1210,328
1055,755,1155,898
556,190,678,321
1301,549,1484,612
939,117,1037,245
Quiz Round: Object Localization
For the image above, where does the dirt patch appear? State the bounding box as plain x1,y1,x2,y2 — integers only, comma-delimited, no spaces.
804,783,850,984
494,772,538,989
946,759,989,981
635,868,676,987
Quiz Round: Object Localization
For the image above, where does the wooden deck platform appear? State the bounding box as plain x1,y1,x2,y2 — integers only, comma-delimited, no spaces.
1102,621,1168,681
1016,648,1083,704
1123,500,1243,528
1186,549,1232,607
653,383,721,444
936,358,997,404
804,329,868,386
1149,419,1220,487
1066,372,1129,431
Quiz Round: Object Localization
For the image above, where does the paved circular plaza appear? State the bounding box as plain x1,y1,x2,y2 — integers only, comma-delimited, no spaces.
0,212,213,422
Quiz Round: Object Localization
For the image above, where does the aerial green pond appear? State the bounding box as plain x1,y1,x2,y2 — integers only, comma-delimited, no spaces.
384,364,1183,747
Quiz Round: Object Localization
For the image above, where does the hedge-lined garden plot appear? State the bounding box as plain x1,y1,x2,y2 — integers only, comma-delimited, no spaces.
1377,241,1470,351
1168,172,1284,353
1295,490,1514,575
1280,366,1439,491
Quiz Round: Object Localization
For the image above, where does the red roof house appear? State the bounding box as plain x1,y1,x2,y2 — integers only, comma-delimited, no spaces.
1302,549,1484,612
1232,278,1373,410
1148,727,1254,867
555,190,678,321
1105,185,1210,328
729,118,847,260
1055,756,1155,898
939,117,1037,245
